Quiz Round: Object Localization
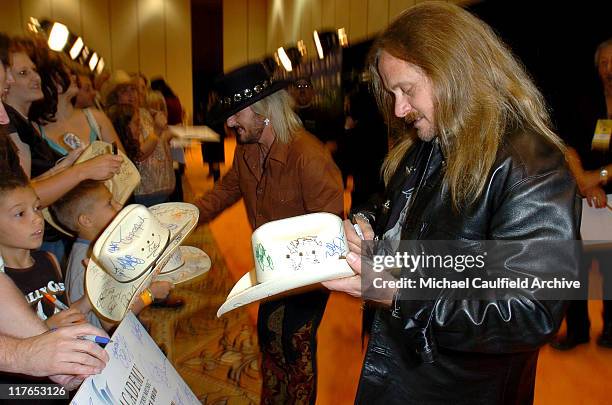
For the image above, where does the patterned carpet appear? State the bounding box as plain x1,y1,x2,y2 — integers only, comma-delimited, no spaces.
139,224,261,404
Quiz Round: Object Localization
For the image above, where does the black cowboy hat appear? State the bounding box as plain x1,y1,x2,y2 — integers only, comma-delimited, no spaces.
210,62,288,125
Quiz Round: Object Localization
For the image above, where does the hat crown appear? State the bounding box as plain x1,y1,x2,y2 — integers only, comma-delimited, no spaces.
209,62,288,125
216,63,271,99
251,213,348,283
93,205,170,283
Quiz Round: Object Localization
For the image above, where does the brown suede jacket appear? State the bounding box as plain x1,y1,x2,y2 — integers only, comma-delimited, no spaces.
195,128,344,229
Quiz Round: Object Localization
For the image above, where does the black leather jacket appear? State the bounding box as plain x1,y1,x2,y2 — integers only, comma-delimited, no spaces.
355,130,579,405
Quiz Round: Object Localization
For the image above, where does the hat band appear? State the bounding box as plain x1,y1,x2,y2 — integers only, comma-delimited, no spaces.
221,79,272,109
113,233,172,284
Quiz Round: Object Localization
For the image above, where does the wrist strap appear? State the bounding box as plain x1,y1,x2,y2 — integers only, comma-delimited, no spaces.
140,288,154,306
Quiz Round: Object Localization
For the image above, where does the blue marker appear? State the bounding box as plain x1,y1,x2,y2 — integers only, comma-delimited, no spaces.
78,335,112,346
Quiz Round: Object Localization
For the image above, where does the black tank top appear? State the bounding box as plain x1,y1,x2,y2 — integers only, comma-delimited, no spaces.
2,251,66,320
0,251,68,405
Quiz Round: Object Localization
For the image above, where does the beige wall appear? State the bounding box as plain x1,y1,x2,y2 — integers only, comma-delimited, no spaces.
0,0,193,119
222,0,474,72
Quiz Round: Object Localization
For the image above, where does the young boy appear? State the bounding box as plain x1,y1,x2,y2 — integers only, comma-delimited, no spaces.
0,174,85,329
51,180,173,330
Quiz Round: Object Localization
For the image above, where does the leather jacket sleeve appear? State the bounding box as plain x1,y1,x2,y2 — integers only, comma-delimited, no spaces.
398,165,579,355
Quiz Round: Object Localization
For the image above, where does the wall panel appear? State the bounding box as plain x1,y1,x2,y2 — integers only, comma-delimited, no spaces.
0,0,193,118
335,0,351,41
349,0,368,42
389,0,414,20
80,0,113,71
298,0,313,56
0,0,24,35
21,0,52,24
367,0,389,37
51,0,82,35
137,0,165,80
248,0,268,62
223,0,248,71
109,0,139,73
163,0,192,120
321,0,335,31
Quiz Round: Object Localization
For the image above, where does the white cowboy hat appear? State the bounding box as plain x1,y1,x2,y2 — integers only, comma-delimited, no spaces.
217,213,355,317
85,202,200,322
44,140,141,236
155,246,211,284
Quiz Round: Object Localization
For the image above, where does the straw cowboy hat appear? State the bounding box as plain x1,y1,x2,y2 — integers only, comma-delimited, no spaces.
99,69,135,108
217,213,355,317
155,246,211,285
45,140,141,236
85,202,206,322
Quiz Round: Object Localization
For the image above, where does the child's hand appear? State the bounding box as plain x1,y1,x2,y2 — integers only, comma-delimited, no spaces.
45,308,87,329
149,281,173,300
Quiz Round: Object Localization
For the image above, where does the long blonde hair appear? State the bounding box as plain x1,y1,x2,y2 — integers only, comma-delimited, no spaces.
250,89,303,143
370,2,564,209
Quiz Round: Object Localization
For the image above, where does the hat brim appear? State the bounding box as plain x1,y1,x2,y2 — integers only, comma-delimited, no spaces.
155,246,211,285
85,257,156,322
217,259,355,317
86,202,199,322
75,141,141,205
210,80,289,126
44,141,140,237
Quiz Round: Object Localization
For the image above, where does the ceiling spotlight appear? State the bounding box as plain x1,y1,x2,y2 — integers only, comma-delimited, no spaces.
69,37,84,59
277,47,292,72
297,40,307,57
338,28,348,47
48,22,69,51
96,58,105,75
313,30,324,59
27,17,41,33
88,52,99,71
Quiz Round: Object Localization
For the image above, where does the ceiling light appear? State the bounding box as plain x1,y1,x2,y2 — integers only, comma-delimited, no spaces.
277,47,292,72
96,58,105,75
89,52,99,71
338,28,348,47
69,37,84,59
48,22,69,51
313,30,324,59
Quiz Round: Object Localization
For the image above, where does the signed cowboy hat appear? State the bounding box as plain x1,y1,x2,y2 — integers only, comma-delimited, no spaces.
85,202,201,322
155,246,211,285
217,213,355,317
45,140,141,236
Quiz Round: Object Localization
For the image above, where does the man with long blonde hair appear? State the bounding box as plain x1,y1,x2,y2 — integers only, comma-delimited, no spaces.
324,2,579,403
195,62,344,405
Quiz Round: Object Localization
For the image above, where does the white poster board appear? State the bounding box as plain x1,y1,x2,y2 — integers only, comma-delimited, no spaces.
581,195,612,246
71,312,199,405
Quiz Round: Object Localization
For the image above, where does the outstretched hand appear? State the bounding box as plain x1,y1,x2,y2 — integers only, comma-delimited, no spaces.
17,323,109,383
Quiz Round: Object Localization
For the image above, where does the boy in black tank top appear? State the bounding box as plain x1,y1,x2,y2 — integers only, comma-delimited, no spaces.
0,176,85,329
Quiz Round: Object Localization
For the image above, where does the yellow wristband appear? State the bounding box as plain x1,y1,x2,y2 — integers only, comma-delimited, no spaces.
140,288,154,306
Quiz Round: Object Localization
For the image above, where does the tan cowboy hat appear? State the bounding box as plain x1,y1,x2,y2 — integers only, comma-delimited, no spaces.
85,202,200,322
155,246,211,285
217,213,355,317
44,140,140,236
99,69,135,108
